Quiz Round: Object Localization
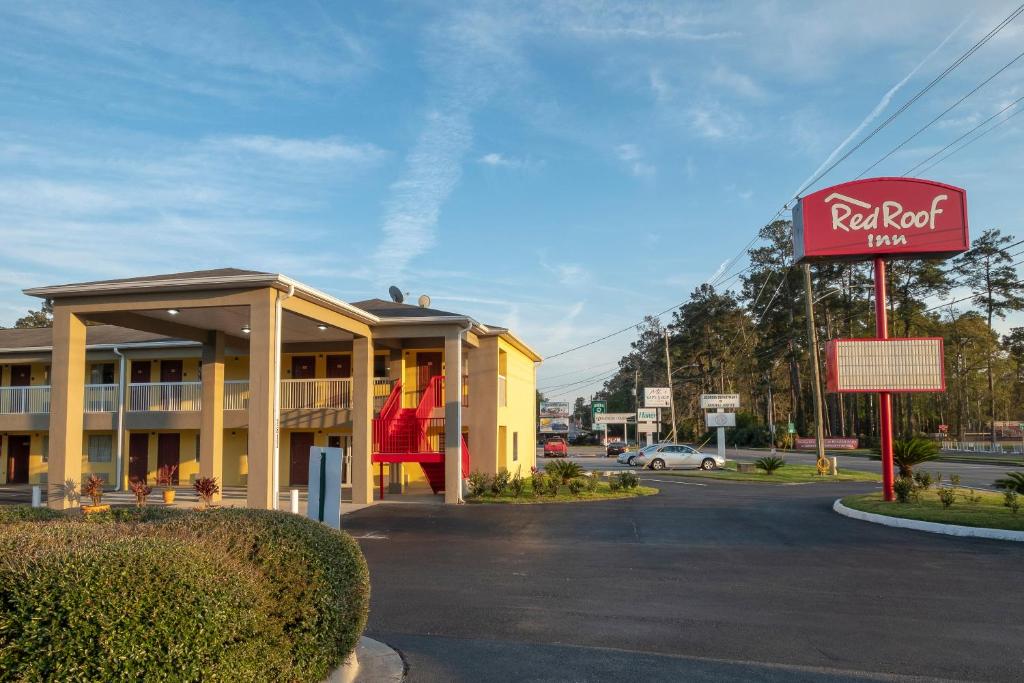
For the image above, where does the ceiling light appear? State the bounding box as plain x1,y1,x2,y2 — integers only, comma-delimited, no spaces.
317,324,328,331
241,325,251,334
167,309,179,316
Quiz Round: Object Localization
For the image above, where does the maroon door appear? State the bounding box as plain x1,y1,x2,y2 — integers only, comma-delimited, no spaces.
326,355,351,378
160,360,182,382
6,435,30,484
10,365,30,386
132,360,151,383
128,433,149,483
291,356,316,379
289,432,314,486
417,352,443,394
157,433,180,485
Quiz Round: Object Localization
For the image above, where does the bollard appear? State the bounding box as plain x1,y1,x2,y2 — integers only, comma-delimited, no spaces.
831,456,838,476
31,485,41,508
290,489,299,514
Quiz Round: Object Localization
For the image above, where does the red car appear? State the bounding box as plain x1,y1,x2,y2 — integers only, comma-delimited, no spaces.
543,437,568,457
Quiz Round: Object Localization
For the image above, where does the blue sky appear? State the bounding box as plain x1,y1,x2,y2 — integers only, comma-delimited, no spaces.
1,1,1022,402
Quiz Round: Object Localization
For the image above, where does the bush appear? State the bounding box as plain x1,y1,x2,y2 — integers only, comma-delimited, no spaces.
508,472,526,498
937,487,956,509
467,471,491,498
893,477,915,504
886,438,939,478
609,479,622,492
546,476,560,496
0,526,291,680
544,460,584,484
995,471,1024,493
0,506,63,524
129,479,153,507
585,472,600,492
491,469,512,495
530,471,546,497
913,471,932,490
82,474,105,507
1004,490,1020,514
755,456,786,475
193,476,220,507
567,478,584,495
617,471,640,490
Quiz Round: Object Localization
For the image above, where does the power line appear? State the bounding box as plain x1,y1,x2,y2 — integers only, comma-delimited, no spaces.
915,102,1024,176
856,47,1024,179
536,360,621,383
792,3,1024,198
539,366,626,392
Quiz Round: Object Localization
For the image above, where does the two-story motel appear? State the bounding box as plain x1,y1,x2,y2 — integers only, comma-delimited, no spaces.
0,269,540,508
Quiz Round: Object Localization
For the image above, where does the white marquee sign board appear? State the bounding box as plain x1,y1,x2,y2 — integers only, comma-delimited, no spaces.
700,393,740,409
705,412,737,428
644,387,671,408
636,408,658,422
594,412,635,424
638,422,659,433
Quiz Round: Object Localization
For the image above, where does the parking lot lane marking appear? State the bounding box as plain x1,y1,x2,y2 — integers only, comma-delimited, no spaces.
350,532,389,540
642,478,707,486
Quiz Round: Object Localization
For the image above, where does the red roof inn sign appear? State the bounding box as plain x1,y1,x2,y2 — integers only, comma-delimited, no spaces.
794,177,968,502
793,177,968,262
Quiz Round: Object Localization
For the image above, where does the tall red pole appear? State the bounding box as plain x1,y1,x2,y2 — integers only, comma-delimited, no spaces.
874,257,895,501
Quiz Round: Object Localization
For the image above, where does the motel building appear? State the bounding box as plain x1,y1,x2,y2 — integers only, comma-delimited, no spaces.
0,269,540,508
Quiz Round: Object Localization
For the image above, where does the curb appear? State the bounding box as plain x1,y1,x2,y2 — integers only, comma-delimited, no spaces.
326,637,404,682
832,498,1024,542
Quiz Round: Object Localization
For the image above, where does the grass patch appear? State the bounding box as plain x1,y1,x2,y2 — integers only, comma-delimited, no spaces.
650,463,880,483
468,480,658,504
842,490,1024,531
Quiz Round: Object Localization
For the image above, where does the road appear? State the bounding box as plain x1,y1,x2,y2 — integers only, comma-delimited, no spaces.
348,476,1024,681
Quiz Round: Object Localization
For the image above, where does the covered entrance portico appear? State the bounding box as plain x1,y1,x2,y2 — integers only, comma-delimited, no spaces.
26,269,378,510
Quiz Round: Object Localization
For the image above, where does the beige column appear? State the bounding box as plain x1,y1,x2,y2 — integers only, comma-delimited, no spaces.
200,330,225,502
47,306,86,509
444,330,464,503
247,290,277,509
466,337,499,476
351,336,374,504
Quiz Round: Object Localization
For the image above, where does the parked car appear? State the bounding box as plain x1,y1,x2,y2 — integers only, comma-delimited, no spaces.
617,444,660,466
634,444,724,471
606,441,630,457
543,437,568,458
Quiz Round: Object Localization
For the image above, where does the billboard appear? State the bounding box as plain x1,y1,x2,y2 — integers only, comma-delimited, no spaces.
539,417,570,434
539,401,571,433
826,338,945,393
793,178,968,263
594,412,635,424
700,394,740,409
644,387,671,408
795,437,859,450
637,407,658,422
705,412,736,428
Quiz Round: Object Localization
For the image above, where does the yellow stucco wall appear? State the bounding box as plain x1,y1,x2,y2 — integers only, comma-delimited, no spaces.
497,337,537,476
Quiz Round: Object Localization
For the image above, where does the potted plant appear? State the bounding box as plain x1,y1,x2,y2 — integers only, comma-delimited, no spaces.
156,464,178,505
193,476,220,509
80,474,110,515
129,478,153,508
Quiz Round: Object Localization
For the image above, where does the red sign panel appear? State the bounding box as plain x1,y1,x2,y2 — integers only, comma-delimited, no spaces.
826,338,945,393
795,437,859,450
793,177,968,262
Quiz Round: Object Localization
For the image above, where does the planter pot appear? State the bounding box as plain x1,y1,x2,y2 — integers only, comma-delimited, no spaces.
81,504,111,515
162,489,176,505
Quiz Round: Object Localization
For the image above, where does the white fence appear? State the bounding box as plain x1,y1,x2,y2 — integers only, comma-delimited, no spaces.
942,441,1024,456
84,384,118,412
281,378,351,410
0,386,51,414
224,380,249,410
129,382,202,412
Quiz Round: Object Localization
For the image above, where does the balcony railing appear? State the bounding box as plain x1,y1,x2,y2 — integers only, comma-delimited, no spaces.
281,378,351,410
85,384,118,412
129,382,202,412
224,380,249,411
0,385,51,414
374,378,395,413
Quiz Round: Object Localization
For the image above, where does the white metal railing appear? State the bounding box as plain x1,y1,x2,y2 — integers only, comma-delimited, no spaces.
281,378,351,410
84,384,118,412
128,382,202,412
0,385,51,414
224,380,249,410
374,377,395,413
498,374,507,407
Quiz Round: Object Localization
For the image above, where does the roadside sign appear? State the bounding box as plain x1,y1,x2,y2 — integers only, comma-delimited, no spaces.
705,412,736,428
787,422,796,434
644,387,671,408
938,424,949,434
591,400,607,423
636,407,657,422
700,393,740,409
638,422,659,433
594,412,634,424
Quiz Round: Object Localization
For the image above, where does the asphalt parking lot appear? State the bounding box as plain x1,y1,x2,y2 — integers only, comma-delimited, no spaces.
347,475,1024,682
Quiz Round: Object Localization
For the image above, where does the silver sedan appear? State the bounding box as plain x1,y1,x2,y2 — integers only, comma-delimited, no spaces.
618,444,660,466
634,444,724,471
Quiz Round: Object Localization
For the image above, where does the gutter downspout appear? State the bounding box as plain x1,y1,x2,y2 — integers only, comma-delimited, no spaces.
112,347,127,491
272,284,294,510
455,321,472,504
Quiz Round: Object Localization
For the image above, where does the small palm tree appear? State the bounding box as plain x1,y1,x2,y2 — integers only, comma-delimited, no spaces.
544,460,584,484
889,438,939,478
995,471,1024,493
755,456,785,475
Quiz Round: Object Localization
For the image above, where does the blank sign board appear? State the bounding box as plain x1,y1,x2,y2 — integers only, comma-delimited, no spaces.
826,338,945,393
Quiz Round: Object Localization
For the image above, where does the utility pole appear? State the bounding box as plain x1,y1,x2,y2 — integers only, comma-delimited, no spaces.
767,372,776,455
803,263,828,474
664,329,678,443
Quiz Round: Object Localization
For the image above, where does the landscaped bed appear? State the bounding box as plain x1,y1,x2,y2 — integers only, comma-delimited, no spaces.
841,490,1024,532
466,463,657,504
0,505,369,681
654,462,880,484
469,479,658,504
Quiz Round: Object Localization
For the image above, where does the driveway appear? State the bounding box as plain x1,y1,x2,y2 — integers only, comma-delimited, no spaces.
346,477,1024,681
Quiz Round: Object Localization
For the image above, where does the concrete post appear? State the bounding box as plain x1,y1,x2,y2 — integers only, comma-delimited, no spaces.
47,306,87,510
247,291,277,509
351,336,374,505
200,330,225,502
444,330,464,504
466,337,499,476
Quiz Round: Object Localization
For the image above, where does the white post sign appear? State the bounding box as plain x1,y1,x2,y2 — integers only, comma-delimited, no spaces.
700,394,740,409
637,407,658,422
705,412,737,428
307,446,345,530
644,387,671,408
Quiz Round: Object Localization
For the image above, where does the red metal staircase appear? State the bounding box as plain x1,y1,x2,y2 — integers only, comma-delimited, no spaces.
371,377,470,495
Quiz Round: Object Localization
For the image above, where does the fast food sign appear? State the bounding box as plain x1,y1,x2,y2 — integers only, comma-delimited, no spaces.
793,177,968,262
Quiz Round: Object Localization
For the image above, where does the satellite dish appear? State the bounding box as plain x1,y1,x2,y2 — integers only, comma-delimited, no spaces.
388,286,404,304
418,294,431,308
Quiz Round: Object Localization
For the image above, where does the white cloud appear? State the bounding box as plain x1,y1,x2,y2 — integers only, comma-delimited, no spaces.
477,152,540,169
616,144,656,176
687,102,748,140
707,64,766,99
649,67,671,101
213,135,387,163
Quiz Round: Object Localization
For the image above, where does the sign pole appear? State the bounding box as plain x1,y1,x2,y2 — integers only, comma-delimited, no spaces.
874,257,895,501
664,330,678,443
716,407,726,460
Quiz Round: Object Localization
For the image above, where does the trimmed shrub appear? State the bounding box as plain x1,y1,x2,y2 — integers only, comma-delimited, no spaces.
0,506,63,524
530,471,546,497
893,477,915,504
617,471,640,490
491,469,512,495
567,478,585,495
508,472,526,498
937,487,956,509
0,525,291,680
584,472,600,492
912,471,932,490
467,471,491,497
609,479,622,492
546,476,560,496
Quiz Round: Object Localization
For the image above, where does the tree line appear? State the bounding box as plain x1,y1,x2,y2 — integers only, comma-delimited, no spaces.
586,223,1024,446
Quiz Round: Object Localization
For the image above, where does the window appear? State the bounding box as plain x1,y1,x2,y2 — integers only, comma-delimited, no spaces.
512,432,518,461
373,355,387,377
87,434,113,463
90,363,115,384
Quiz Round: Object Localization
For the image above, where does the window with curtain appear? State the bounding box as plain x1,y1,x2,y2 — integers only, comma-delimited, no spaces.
87,434,113,463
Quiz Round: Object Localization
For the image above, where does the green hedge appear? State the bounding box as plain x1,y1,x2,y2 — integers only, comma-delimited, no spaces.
0,508,370,682
0,505,63,524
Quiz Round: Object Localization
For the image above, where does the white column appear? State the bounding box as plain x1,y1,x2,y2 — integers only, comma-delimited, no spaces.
444,330,463,503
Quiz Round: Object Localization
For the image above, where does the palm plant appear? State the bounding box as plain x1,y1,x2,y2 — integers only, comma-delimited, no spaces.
890,438,939,478
754,456,786,475
995,471,1024,493
544,460,584,484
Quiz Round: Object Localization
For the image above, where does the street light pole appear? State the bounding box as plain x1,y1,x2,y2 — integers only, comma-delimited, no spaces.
664,329,678,443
